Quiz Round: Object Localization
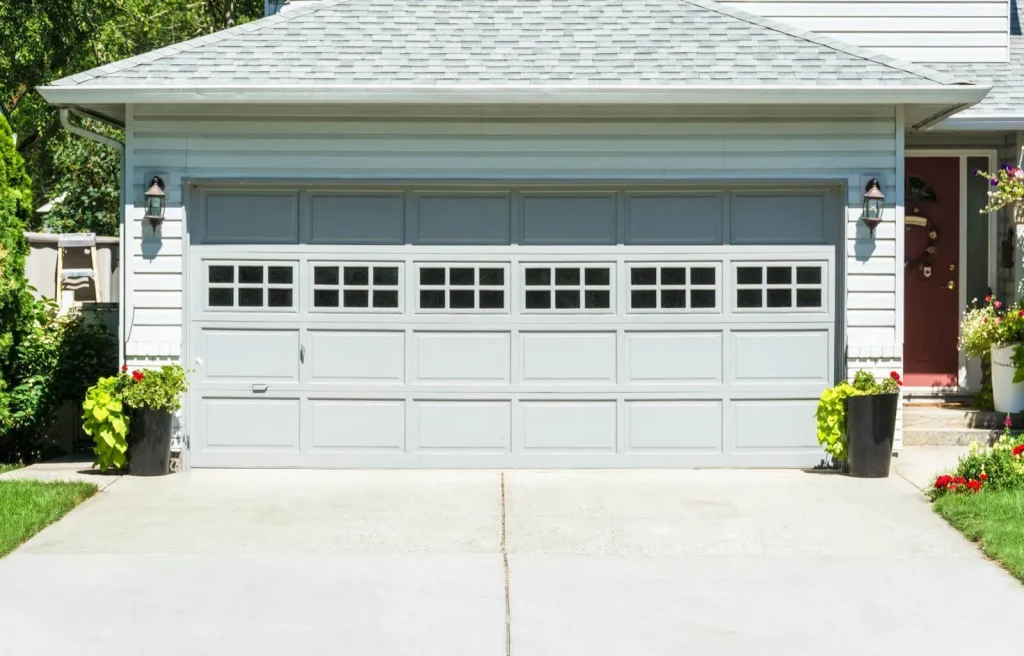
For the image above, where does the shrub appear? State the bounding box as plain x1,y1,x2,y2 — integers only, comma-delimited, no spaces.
929,416,1024,499
816,370,902,462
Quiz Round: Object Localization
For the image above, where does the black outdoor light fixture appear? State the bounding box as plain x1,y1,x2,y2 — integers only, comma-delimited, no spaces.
861,178,885,236
143,176,166,229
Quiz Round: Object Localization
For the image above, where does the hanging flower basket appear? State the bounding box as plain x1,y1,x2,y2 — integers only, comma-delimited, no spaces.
976,154,1024,221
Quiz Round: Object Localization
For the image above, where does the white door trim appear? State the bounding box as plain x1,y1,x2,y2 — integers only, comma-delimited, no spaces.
905,149,998,393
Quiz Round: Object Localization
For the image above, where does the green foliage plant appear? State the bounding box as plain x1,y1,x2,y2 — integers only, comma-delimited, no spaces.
815,370,902,462
82,376,129,471
929,416,1024,499
82,364,189,470
959,295,1024,383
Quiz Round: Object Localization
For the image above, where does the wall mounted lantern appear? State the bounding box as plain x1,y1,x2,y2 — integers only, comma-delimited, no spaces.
861,178,885,236
143,176,166,229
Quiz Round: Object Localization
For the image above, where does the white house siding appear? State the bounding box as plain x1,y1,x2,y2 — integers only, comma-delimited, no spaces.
124,104,904,450
723,0,1010,63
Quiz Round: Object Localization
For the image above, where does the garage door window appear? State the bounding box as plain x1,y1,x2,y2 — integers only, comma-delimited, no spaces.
734,263,825,311
206,263,295,311
312,263,402,311
627,264,718,312
523,265,612,312
416,264,507,312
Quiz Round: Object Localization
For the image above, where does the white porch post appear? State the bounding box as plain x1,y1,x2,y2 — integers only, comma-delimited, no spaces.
1015,132,1024,304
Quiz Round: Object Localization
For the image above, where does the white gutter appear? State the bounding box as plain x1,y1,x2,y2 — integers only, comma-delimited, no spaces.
37,83,991,107
59,108,127,366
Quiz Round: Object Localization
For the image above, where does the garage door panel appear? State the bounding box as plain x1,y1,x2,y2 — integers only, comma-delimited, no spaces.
415,401,510,451
731,330,830,384
307,330,404,383
520,195,617,244
309,194,404,244
414,195,511,244
731,399,819,450
520,332,617,384
413,332,511,384
204,193,299,244
625,332,722,383
520,401,617,452
310,399,405,450
625,194,724,245
201,329,299,381
730,193,827,245
203,397,300,449
625,401,723,451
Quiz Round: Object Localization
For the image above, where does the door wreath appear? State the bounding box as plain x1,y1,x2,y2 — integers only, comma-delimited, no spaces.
905,213,938,278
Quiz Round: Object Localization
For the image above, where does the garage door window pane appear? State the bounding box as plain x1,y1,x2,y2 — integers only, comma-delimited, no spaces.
449,289,475,308
525,268,550,286
209,288,233,307
797,267,821,285
344,266,369,286
585,268,609,286
737,289,762,308
314,289,339,307
209,266,234,284
239,288,263,307
585,290,610,309
555,289,581,309
268,267,293,285
631,290,657,309
448,268,474,286
480,268,504,286
691,268,715,286
420,290,445,309
737,267,761,285
661,290,686,308
479,290,504,309
767,288,792,308
373,267,399,286
661,268,687,285
691,289,716,308
555,268,580,286
344,290,369,307
268,288,293,307
314,266,339,286
797,289,822,308
373,290,399,308
420,268,445,285
631,268,656,285
239,266,263,284
767,267,792,285
526,290,550,309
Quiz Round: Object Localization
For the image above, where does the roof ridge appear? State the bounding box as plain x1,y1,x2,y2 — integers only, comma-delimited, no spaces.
682,0,964,86
54,0,344,87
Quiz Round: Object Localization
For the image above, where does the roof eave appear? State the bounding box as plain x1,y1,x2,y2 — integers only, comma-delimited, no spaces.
37,84,990,108
931,115,1024,132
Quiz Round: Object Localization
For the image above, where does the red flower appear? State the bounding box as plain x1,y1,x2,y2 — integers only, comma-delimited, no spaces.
984,317,990,323
934,475,952,489
967,480,983,493
1019,310,1024,318
980,473,989,481
986,295,993,302
953,477,967,485
890,371,900,381
121,364,128,373
1013,444,1024,458
132,370,145,382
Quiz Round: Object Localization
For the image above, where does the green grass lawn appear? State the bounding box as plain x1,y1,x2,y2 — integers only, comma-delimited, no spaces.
0,480,97,557
0,463,23,475
934,489,1024,583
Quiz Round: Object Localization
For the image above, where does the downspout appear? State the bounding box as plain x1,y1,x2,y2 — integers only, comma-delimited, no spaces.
59,108,127,366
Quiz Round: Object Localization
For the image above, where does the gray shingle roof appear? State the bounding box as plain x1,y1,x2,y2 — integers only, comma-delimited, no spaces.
937,7,1024,118
48,0,964,88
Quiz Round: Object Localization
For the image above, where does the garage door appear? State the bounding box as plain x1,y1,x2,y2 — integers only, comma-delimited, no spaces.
186,187,839,468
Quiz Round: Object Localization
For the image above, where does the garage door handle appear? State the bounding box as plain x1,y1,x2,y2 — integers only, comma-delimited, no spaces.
300,345,306,363
252,384,269,393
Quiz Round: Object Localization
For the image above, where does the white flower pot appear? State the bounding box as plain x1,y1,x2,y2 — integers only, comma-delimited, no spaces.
991,343,1024,413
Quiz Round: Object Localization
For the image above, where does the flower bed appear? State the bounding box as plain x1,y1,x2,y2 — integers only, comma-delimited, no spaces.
929,416,1024,499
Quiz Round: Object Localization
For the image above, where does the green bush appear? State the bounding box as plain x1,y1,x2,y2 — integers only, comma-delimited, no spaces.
929,420,1024,498
816,370,903,462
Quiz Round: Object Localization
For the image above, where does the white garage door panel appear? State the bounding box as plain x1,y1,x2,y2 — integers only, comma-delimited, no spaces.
311,399,405,451
201,329,300,382
625,401,723,451
732,399,820,450
188,185,838,468
307,331,405,383
416,401,511,451
520,401,617,452
520,332,617,383
203,398,301,449
624,332,723,383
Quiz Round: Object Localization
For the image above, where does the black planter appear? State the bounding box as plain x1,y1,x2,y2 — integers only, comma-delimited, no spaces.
128,408,173,476
845,393,899,478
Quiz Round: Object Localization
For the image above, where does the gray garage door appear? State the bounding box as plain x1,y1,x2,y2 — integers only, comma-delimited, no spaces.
186,186,840,468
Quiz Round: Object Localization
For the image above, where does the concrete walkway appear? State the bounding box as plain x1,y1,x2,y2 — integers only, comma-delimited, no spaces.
0,452,122,490
1,457,1022,655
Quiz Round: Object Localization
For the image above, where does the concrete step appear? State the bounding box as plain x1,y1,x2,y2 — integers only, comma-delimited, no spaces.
902,404,1019,446
902,428,995,447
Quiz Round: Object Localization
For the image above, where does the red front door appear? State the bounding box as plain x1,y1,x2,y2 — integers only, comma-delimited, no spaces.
904,157,960,388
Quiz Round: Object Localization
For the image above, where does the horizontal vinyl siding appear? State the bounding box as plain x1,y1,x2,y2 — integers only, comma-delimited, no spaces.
724,0,1009,63
125,107,899,361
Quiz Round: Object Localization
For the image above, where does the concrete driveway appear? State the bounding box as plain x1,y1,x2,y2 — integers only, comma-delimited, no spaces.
2,466,1023,655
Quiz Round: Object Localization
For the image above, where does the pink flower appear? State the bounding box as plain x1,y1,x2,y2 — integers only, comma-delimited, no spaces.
995,301,1003,309
1014,169,1023,180
996,317,1002,325
1006,414,1014,428
986,295,993,302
